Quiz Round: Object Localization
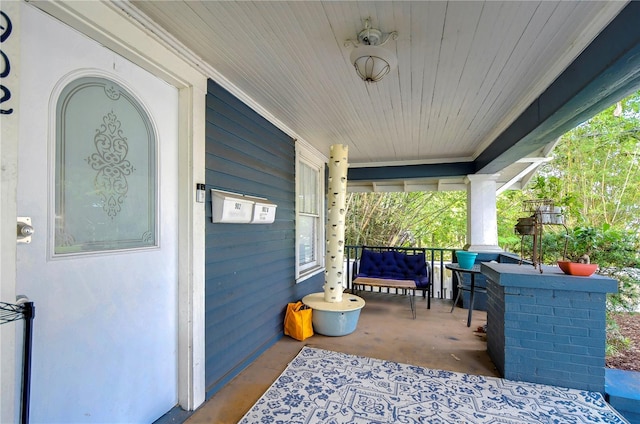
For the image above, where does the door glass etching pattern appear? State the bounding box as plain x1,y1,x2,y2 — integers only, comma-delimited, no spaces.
55,77,156,254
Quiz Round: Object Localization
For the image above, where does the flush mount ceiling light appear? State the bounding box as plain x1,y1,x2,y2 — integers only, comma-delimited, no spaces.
345,18,398,83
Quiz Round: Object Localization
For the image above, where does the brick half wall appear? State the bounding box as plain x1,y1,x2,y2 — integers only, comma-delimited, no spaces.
483,262,617,394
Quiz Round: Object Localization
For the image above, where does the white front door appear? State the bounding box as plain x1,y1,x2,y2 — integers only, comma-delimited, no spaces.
16,4,179,422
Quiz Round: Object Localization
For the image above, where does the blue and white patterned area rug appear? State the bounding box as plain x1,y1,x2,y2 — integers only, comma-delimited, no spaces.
239,346,628,423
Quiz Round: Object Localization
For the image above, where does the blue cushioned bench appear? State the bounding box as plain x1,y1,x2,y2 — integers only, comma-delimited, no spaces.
352,246,431,319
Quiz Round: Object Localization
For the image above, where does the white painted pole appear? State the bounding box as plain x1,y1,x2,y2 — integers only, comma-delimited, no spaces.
324,144,348,303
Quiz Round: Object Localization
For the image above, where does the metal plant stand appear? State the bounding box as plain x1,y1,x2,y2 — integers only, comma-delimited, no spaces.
1,299,35,424
515,199,568,273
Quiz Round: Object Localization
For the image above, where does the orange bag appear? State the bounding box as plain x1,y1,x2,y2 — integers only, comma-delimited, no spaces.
284,301,313,341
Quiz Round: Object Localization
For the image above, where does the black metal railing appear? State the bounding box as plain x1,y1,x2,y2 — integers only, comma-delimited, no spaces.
1,299,34,424
345,245,457,299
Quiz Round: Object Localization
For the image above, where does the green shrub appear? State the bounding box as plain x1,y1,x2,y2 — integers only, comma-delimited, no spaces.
606,315,631,357
534,225,639,267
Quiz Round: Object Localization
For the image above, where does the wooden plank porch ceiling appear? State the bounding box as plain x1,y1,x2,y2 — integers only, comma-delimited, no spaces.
127,1,640,192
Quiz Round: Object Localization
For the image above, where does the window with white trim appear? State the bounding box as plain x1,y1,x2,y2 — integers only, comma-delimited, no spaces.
296,145,325,282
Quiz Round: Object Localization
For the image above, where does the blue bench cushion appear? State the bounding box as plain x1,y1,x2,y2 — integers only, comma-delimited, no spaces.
357,249,430,288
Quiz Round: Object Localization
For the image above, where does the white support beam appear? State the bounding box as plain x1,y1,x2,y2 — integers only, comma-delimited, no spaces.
497,157,552,195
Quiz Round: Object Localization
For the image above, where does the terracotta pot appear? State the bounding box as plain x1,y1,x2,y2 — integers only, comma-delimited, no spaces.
557,261,598,277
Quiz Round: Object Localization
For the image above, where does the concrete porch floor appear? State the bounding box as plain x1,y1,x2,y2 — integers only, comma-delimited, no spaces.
183,293,498,423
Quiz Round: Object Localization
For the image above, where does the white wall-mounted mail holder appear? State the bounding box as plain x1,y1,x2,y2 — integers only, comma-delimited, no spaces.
245,196,277,224
211,190,278,224
211,189,254,223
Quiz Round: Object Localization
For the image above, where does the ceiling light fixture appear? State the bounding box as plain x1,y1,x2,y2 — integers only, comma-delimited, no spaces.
345,18,398,83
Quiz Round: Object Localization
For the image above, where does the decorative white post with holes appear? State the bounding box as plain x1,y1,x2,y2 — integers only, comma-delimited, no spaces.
302,143,364,337
324,144,348,303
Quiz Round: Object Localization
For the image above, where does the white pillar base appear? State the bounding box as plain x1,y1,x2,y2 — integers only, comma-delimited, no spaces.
463,244,504,252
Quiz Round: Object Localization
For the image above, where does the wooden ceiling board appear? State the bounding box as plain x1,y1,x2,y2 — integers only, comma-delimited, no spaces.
411,2,449,159
464,2,540,142
490,2,566,111
465,2,554,150
388,1,412,154
448,2,520,151
430,1,485,156
127,0,632,189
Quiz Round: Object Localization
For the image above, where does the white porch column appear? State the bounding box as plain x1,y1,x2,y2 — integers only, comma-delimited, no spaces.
464,174,502,252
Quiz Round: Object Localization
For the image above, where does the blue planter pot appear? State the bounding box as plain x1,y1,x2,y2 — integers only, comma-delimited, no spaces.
456,250,478,269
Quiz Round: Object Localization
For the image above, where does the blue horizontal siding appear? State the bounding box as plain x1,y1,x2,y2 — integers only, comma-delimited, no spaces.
204,79,323,396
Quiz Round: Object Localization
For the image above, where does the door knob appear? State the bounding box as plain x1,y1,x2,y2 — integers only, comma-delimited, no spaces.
17,217,34,243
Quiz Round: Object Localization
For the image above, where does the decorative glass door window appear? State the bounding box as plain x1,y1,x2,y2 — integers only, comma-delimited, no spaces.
55,77,156,254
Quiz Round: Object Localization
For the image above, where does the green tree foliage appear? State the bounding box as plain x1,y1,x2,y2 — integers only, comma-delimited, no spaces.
512,91,640,267
503,91,640,319
540,94,640,231
345,191,465,248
